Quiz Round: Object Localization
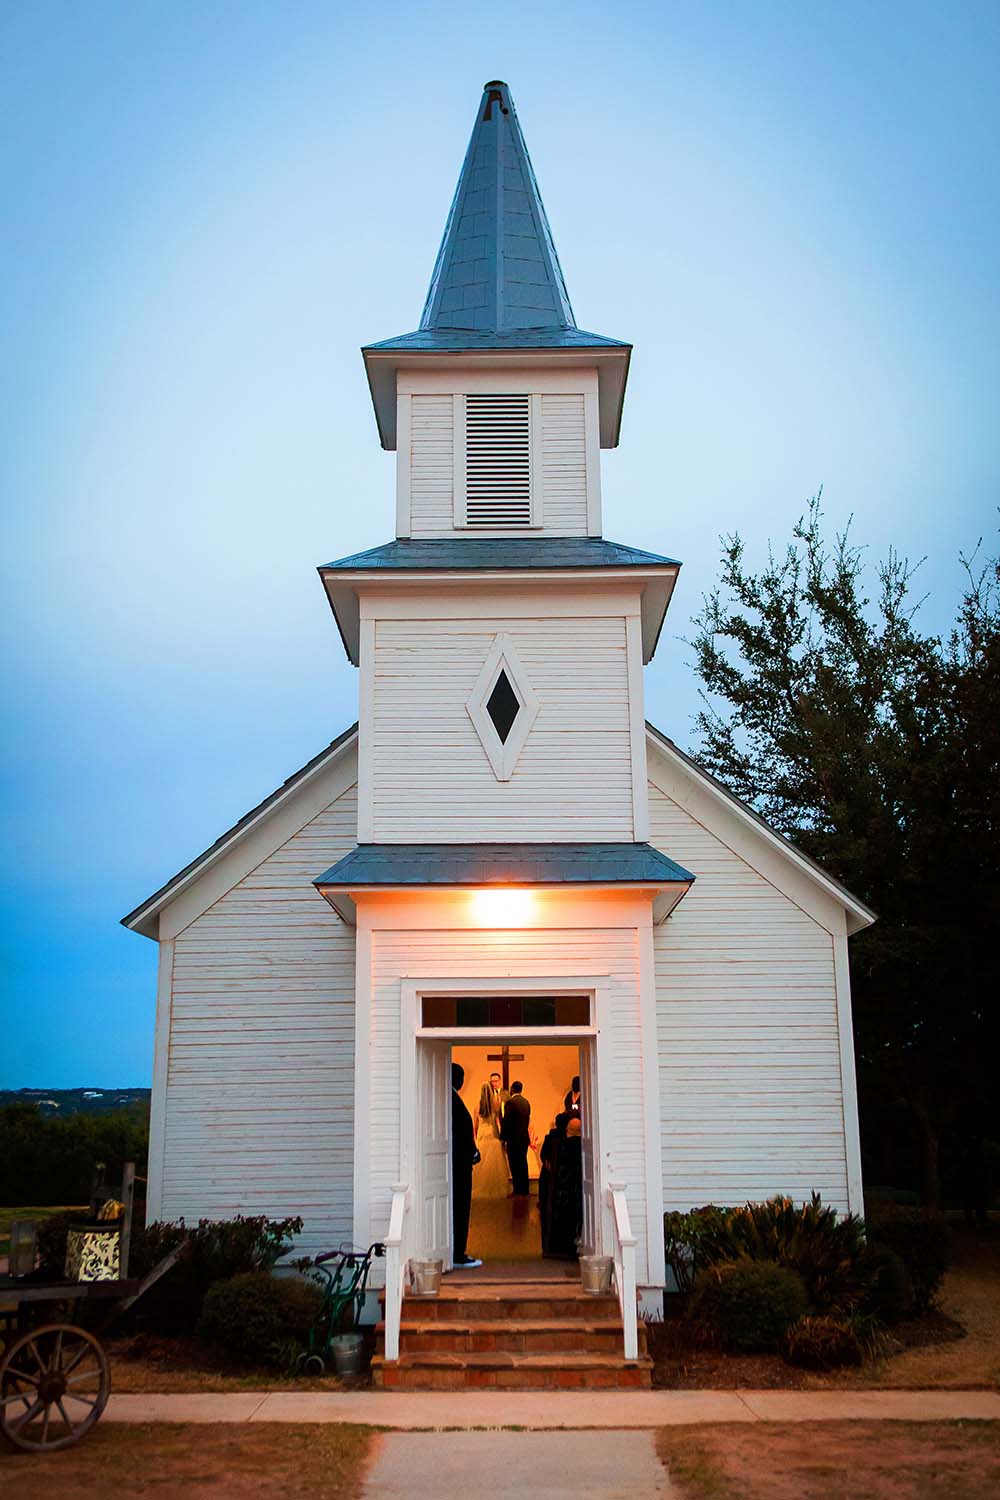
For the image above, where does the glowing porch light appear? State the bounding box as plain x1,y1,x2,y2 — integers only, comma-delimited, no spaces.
471,888,536,926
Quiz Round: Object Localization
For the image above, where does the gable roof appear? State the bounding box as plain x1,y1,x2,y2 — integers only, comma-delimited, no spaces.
645,723,876,935
120,725,359,939
120,717,874,944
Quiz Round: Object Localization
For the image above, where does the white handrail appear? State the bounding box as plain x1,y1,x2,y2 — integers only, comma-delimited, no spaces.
607,1182,639,1360
383,1182,410,1361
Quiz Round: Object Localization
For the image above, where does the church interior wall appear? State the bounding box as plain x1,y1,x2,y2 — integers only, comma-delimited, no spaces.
453,1041,581,1181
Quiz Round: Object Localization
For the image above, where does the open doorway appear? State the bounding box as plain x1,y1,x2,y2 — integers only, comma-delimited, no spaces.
453,1042,582,1263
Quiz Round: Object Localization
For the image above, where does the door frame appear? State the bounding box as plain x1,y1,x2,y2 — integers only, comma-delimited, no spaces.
401,975,612,1265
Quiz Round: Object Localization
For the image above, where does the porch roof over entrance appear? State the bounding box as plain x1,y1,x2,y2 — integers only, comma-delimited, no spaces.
313,841,694,925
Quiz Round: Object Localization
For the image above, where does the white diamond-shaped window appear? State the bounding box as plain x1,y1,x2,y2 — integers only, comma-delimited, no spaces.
467,635,539,782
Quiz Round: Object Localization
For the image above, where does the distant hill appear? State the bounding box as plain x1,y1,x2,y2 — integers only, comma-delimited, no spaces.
1,1087,151,1119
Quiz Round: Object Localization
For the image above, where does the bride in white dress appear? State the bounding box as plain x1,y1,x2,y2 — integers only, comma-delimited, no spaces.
474,1078,511,1199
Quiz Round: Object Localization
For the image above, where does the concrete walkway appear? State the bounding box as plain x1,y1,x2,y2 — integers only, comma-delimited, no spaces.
362,1430,673,1499
103,1388,1000,1428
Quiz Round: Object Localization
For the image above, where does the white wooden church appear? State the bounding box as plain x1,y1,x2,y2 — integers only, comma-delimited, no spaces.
124,81,873,1384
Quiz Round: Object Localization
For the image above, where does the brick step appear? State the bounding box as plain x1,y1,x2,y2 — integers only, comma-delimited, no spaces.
377,1318,647,1356
395,1289,621,1323
371,1351,653,1391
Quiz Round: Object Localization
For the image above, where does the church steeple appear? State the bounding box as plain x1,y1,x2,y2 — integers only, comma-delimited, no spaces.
362,81,631,452
420,80,575,334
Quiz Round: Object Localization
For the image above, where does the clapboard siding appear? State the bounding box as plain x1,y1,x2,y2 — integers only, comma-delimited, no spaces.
162,787,358,1254
539,394,588,535
648,781,850,1211
408,395,454,536
371,615,634,840
369,925,652,1282
404,390,590,537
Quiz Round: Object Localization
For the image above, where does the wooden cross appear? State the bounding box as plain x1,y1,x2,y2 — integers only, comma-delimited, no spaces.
486,1044,525,1091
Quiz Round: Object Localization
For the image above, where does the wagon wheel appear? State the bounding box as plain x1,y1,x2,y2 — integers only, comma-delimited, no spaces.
0,1322,110,1453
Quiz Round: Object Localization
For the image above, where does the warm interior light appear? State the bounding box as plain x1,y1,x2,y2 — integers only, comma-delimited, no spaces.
471,888,535,926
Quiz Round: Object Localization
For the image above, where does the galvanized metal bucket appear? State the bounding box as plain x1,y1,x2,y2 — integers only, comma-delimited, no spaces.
330,1332,365,1377
579,1255,613,1295
410,1258,443,1296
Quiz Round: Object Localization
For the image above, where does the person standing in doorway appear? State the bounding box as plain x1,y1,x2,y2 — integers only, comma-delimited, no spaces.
546,1115,583,1258
501,1081,531,1197
475,1070,511,1198
564,1075,582,1118
451,1063,482,1267
539,1110,569,1251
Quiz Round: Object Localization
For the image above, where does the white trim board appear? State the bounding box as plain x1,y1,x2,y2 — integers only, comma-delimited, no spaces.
465,632,540,782
144,937,174,1223
398,974,614,1267
125,733,359,941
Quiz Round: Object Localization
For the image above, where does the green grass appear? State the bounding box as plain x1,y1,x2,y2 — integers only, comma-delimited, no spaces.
0,1204,85,1258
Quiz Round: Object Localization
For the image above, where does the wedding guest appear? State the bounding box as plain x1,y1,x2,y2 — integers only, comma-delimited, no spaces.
539,1111,569,1252
451,1062,481,1267
500,1080,531,1196
545,1116,582,1259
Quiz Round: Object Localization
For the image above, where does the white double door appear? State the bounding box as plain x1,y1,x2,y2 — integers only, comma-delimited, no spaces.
413,1035,602,1266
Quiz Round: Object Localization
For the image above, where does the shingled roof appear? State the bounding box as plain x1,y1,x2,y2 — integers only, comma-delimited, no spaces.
319,537,680,572
362,81,632,448
314,841,694,924
421,79,575,335
365,328,628,354
317,538,681,665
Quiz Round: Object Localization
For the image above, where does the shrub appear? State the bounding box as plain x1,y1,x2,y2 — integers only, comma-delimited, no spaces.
848,1311,893,1363
865,1206,950,1315
198,1272,322,1369
696,1194,875,1313
863,1245,915,1325
663,1205,732,1293
689,1258,808,1352
129,1215,304,1333
783,1315,863,1370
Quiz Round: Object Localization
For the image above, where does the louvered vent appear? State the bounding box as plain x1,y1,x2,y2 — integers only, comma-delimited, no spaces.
464,393,532,526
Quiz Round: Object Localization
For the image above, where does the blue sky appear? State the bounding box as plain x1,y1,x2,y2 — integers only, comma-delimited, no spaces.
2,1,997,1087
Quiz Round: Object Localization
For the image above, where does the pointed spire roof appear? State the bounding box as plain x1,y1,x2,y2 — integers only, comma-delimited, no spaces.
363,81,632,449
420,80,575,334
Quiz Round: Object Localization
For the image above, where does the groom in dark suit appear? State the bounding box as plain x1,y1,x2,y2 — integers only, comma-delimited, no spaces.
500,1080,531,1196
451,1062,482,1267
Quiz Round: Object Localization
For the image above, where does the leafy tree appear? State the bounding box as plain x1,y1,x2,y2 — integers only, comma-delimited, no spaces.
0,1102,149,1205
690,498,999,1208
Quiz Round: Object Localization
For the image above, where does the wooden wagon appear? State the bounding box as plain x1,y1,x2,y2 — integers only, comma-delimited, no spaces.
1,1164,181,1453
